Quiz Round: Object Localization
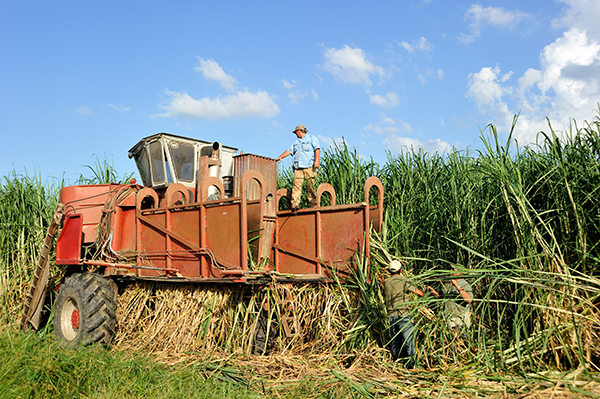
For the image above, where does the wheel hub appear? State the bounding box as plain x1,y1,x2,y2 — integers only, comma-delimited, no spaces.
71,309,80,329
61,298,80,341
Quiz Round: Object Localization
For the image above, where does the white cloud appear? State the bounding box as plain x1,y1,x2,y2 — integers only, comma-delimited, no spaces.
383,135,452,154
322,45,385,85
418,68,446,84
287,91,306,104
76,106,92,115
312,89,319,102
500,71,513,82
460,4,529,43
363,124,383,134
517,68,542,91
107,104,131,113
364,124,401,134
380,114,395,125
399,122,413,133
465,20,600,146
281,79,307,104
398,37,434,53
154,90,279,119
281,79,295,89
270,120,283,129
552,0,600,39
538,28,600,94
363,114,411,135
157,58,280,120
317,134,345,149
370,92,399,108
466,66,511,111
194,57,238,91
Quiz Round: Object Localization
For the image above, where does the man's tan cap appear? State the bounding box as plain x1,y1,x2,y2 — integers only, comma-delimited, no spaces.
293,124,307,133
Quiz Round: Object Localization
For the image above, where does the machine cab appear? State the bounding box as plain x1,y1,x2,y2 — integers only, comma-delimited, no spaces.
128,133,238,192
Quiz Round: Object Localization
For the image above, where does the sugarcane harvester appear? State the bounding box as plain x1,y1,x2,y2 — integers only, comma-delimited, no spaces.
21,133,384,346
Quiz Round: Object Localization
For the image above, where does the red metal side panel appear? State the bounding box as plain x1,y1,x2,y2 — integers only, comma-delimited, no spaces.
60,184,124,204
277,252,318,275
169,208,201,277
245,201,264,267
275,205,368,278
369,207,382,233
60,184,129,243
320,209,365,264
138,212,166,276
56,215,82,264
205,203,242,273
320,208,365,278
276,213,317,274
112,207,137,253
277,213,317,254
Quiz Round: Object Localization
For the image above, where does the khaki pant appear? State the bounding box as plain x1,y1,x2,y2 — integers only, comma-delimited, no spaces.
292,167,317,209
447,310,471,330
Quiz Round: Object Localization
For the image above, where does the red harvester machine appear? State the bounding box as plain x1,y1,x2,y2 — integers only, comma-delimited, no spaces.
21,133,383,346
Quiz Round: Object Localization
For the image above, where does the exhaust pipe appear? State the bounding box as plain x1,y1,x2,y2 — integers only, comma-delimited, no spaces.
211,141,220,160
208,142,221,198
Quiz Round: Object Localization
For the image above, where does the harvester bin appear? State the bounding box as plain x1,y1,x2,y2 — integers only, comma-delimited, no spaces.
21,132,384,346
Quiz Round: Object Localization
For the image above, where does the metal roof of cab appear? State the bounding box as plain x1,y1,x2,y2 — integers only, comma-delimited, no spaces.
128,132,238,154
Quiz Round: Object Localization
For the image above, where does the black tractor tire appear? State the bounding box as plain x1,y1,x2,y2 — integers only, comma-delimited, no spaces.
53,272,117,346
252,309,277,356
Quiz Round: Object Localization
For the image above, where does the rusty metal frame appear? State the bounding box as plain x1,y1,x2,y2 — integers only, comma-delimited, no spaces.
131,169,267,278
50,161,385,286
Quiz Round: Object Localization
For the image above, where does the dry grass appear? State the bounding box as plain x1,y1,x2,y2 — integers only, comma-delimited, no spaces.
114,282,361,356
111,282,600,398
120,341,600,398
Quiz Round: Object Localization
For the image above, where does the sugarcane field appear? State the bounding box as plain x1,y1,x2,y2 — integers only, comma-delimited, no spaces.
2,115,600,398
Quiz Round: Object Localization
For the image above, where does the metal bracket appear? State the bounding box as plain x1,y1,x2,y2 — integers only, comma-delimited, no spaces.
21,203,64,332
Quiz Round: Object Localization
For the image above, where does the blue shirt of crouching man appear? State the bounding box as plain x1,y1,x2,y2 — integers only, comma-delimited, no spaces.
276,124,320,210
384,260,427,369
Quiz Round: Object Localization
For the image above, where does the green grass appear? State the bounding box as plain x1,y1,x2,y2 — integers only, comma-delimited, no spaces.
76,153,135,185
5,329,596,399
0,170,60,328
0,330,261,399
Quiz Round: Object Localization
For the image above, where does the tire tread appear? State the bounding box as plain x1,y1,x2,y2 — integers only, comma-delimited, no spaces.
53,272,117,346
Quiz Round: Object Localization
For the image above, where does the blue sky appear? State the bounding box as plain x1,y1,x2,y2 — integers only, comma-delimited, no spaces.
2,0,600,183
